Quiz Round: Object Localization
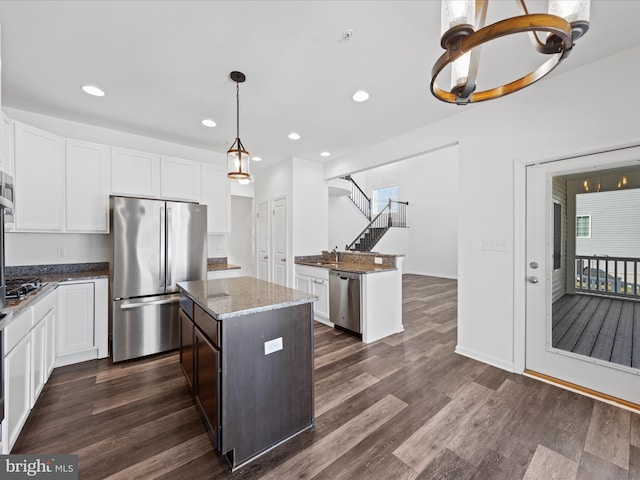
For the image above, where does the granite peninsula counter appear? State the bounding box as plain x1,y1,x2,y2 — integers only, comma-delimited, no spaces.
176,277,316,471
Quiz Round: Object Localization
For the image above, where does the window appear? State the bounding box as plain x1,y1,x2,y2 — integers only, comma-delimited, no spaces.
576,215,591,238
372,185,398,214
553,202,562,270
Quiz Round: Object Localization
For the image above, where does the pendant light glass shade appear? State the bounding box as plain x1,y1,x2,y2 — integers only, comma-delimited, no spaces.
548,0,590,40
227,71,252,182
440,0,475,47
227,138,250,181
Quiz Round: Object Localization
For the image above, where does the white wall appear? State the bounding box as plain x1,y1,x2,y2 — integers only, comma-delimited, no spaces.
4,107,230,265
328,194,368,250
254,156,329,286
5,233,109,266
292,157,329,256
228,195,255,276
324,44,640,372
328,145,458,278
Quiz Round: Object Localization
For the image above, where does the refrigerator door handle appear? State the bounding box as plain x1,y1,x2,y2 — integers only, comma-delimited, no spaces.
166,207,172,289
119,294,181,310
160,206,166,291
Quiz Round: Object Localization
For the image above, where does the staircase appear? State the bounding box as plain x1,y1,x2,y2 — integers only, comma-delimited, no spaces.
342,176,408,252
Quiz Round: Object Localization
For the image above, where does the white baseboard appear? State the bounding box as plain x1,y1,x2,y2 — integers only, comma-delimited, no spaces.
54,348,98,368
455,345,515,373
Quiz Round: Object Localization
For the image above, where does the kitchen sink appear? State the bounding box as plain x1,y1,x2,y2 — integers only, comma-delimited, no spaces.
315,261,339,267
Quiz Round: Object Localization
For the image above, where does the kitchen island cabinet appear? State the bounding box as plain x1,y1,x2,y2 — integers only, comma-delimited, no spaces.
177,276,316,471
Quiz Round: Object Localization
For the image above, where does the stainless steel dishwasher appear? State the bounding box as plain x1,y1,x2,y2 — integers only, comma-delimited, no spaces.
329,270,362,335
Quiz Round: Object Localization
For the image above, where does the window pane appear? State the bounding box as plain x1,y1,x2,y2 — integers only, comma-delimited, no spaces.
372,185,398,214
576,215,590,238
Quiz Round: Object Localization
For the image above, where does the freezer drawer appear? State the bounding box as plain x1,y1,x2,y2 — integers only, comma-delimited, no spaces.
112,294,180,362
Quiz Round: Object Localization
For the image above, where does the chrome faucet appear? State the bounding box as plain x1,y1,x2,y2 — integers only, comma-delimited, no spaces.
331,246,338,263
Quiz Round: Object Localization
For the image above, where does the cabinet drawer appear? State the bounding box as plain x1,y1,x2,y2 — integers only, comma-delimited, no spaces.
32,288,56,326
194,304,219,347
4,308,33,355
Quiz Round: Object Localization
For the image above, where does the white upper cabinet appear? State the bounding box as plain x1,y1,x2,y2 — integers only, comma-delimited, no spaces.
111,147,160,197
65,139,111,232
200,164,230,234
13,122,65,231
0,113,14,176
160,156,200,201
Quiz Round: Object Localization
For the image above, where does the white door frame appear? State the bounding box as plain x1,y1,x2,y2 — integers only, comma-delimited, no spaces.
514,140,640,376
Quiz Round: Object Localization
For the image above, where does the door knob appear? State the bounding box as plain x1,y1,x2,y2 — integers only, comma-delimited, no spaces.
263,256,268,260
528,276,539,284
281,258,286,262
529,261,539,269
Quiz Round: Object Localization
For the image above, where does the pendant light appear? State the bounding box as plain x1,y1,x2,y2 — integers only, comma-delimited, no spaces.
227,71,251,182
431,0,590,105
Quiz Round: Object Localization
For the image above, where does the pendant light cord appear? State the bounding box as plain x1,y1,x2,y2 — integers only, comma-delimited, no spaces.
236,82,240,140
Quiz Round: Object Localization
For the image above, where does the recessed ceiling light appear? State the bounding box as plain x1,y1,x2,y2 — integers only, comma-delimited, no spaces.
352,90,369,102
201,118,216,127
82,85,105,97
252,156,262,162
288,132,301,140
320,151,331,157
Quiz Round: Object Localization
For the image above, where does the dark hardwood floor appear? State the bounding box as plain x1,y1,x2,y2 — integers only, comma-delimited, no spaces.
553,293,640,368
14,275,640,479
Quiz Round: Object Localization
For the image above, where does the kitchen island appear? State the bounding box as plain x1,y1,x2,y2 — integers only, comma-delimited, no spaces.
176,277,316,471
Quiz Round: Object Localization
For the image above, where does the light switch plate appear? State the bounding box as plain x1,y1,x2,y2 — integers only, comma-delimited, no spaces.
481,238,508,252
264,337,283,355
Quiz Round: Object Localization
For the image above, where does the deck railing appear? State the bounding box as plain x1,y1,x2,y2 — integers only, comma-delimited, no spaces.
575,255,640,299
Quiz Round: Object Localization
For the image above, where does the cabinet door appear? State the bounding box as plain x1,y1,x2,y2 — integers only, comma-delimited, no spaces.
195,328,220,448
5,334,31,452
200,164,230,234
44,307,57,379
179,308,195,393
160,156,200,201
14,122,65,231
57,283,95,357
65,140,110,232
30,318,46,408
312,277,330,320
110,147,160,197
295,274,312,293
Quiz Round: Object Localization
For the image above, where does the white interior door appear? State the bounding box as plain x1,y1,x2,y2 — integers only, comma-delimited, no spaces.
525,152,640,404
257,201,269,282
272,196,288,286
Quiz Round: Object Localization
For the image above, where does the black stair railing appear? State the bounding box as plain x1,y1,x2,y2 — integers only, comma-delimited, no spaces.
346,199,409,252
343,175,371,220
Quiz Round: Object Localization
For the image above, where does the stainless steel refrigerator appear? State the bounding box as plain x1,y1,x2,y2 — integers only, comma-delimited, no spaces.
110,196,207,362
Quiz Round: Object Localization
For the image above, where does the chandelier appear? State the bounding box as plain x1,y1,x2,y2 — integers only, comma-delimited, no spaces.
431,0,590,105
227,71,252,183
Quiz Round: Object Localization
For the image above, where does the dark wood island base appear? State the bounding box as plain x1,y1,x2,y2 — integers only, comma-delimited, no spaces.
177,277,316,471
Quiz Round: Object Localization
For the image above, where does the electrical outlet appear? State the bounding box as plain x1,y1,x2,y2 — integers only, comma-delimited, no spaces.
264,337,283,355
374,257,383,265
56,247,67,258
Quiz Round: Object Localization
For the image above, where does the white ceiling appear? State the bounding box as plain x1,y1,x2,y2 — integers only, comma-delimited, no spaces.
0,1,639,170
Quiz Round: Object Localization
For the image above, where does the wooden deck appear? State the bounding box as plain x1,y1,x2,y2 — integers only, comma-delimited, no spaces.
552,294,640,368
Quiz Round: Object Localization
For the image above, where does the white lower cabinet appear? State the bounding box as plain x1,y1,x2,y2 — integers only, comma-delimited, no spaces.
4,332,31,453
295,265,330,324
55,278,108,367
56,282,94,366
30,317,46,408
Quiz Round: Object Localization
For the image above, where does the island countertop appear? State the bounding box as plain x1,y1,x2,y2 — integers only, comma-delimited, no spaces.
177,276,317,320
